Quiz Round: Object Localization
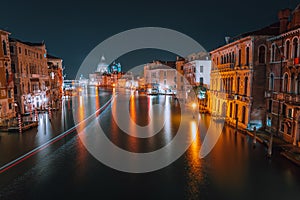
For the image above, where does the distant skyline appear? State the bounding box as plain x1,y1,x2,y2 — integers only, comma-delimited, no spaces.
0,0,299,79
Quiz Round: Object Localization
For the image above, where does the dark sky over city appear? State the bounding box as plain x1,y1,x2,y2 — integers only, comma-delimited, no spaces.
0,0,299,78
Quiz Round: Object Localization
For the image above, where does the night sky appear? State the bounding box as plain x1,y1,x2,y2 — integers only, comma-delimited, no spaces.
0,0,299,78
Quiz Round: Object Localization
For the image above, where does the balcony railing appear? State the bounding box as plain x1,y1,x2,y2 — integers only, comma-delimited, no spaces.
217,63,234,70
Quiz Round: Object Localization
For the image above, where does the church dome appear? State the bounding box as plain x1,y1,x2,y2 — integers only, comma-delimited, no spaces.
96,55,108,73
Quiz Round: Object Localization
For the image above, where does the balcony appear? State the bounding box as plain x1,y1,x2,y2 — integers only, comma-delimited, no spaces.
286,58,300,68
217,63,234,71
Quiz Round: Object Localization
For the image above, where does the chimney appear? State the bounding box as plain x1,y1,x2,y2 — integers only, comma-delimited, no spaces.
278,8,291,33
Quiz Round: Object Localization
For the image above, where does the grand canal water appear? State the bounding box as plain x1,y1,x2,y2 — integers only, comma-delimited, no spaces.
0,87,299,200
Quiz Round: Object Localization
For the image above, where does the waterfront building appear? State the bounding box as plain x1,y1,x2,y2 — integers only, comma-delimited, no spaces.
9,38,49,114
183,56,211,88
144,60,177,93
209,23,280,130
265,5,300,146
47,54,63,109
0,30,15,125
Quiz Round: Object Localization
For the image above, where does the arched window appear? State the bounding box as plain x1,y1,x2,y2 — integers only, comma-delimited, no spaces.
246,47,250,66
285,40,290,59
269,73,274,91
293,38,299,58
2,40,7,55
237,77,240,94
291,73,296,94
283,73,289,93
244,77,248,95
230,77,233,93
238,49,242,66
259,46,266,64
242,106,246,124
271,44,276,62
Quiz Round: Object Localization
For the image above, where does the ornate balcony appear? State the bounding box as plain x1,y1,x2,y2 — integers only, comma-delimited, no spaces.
217,63,234,71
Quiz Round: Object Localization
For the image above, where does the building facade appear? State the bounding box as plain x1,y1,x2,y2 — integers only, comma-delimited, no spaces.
183,59,211,88
210,23,279,130
47,54,63,109
144,60,177,93
0,30,15,126
9,38,49,114
265,6,300,146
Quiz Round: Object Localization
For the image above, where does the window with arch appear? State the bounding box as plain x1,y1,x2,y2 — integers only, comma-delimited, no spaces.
244,77,248,95
238,49,242,66
285,40,290,59
2,40,7,55
271,44,276,62
269,73,274,91
291,73,296,93
242,106,246,124
237,77,240,94
283,73,289,93
246,47,250,66
293,38,299,58
259,46,266,64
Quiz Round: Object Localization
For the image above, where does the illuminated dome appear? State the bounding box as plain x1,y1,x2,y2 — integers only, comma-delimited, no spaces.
96,55,108,73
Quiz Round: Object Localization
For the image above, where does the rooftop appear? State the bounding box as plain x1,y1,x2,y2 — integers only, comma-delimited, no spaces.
47,54,62,60
9,38,45,47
